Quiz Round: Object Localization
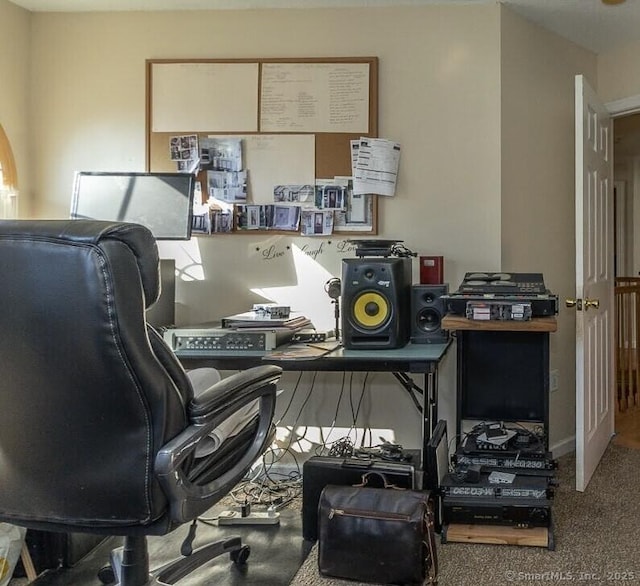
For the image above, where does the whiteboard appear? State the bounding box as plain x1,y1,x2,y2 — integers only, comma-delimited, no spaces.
151,62,259,132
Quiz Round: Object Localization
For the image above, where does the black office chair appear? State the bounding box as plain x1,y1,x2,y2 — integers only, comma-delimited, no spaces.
0,220,282,585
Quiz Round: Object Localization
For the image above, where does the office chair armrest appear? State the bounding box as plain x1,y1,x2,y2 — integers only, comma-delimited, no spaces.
187,364,282,424
155,367,280,523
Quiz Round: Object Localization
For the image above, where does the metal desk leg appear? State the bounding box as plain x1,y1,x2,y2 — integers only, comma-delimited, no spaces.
420,366,438,489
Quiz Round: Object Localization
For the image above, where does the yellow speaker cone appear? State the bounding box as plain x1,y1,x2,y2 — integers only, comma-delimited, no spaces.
352,291,389,328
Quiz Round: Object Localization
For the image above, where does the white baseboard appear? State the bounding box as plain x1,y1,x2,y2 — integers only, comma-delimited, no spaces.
550,435,575,458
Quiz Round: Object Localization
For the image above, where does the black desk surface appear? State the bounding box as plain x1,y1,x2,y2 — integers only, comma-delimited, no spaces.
176,341,451,373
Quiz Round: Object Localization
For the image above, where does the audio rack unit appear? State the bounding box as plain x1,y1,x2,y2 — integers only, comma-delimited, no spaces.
444,272,558,318
441,471,554,501
164,324,295,355
441,303,558,549
442,496,552,528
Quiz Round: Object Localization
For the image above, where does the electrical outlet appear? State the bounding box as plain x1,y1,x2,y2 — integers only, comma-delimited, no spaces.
217,510,280,526
550,369,559,393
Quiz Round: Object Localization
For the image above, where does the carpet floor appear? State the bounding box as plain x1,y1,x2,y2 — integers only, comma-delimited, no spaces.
289,443,640,586
10,444,640,585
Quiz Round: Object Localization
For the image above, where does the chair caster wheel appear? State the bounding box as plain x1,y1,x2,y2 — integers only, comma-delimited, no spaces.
97,564,116,584
230,544,250,565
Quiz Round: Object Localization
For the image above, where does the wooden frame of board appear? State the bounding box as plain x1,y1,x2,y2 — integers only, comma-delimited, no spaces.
146,57,378,235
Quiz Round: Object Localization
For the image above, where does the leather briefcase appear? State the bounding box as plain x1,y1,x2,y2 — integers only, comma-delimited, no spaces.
318,472,437,585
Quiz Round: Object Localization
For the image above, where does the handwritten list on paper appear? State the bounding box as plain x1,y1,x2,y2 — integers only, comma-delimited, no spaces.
260,63,370,133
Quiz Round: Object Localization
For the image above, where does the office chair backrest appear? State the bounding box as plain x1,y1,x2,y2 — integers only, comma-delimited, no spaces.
0,220,190,533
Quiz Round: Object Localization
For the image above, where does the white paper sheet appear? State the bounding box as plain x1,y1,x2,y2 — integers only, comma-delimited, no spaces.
260,62,370,133
352,137,401,197
237,134,316,203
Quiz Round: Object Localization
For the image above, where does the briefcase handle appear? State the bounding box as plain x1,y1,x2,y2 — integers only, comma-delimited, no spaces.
353,471,406,490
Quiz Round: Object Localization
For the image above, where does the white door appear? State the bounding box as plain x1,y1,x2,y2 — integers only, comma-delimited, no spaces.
574,74,615,492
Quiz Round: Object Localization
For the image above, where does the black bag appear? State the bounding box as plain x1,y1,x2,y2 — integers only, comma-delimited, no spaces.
318,471,438,585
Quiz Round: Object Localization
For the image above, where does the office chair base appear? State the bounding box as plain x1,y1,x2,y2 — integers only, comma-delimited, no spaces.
102,535,249,586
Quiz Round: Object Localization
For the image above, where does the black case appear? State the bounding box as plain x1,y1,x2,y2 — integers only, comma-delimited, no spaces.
302,453,418,541
13,531,105,577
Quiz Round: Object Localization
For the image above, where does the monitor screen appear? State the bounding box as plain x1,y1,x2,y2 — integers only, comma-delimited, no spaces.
70,172,195,240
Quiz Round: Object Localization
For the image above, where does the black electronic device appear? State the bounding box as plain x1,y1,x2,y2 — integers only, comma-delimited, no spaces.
290,329,332,343
457,272,547,294
71,171,196,240
461,426,546,456
301,451,419,541
347,239,403,258
424,419,449,532
453,453,557,476
14,531,105,577
411,284,449,344
341,257,412,349
442,496,552,528
425,420,449,491
441,471,554,501
443,272,558,317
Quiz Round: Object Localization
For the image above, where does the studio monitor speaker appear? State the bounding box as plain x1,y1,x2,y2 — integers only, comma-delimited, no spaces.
411,284,449,344
341,257,412,349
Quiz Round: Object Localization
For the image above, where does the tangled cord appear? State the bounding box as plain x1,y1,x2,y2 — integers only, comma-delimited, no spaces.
390,243,417,258
328,436,355,457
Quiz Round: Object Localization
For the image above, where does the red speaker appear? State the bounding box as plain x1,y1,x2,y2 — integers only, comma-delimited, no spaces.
341,258,412,349
411,284,449,344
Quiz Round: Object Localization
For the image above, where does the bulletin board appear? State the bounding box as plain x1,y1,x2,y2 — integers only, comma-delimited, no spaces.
145,57,378,235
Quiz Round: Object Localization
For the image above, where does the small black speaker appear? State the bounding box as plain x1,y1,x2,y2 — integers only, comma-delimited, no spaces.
411,284,449,344
341,257,412,349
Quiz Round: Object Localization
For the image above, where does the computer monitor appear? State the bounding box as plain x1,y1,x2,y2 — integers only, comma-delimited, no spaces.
70,171,196,240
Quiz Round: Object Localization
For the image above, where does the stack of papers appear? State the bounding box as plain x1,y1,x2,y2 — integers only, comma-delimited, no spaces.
221,311,311,330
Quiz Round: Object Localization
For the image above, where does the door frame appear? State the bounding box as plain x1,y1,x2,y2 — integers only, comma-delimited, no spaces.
606,94,640,447
606,95,640,117
607,95,640,279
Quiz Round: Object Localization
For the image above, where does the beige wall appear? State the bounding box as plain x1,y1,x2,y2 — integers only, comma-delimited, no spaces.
500,6,597,450
14,3,603,454
598,40,640,104
0,0,31,214
29,5,503,287
26,5,502,450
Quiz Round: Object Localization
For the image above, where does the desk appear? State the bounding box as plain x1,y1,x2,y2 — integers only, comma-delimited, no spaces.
177,341,452,488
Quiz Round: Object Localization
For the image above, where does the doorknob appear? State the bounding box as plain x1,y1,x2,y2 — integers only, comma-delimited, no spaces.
584,298,600,310
565,298,583,310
